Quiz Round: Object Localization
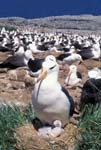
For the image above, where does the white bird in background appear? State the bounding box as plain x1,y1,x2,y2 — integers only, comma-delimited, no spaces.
57,53,83,65
63,53,83,65
88,67,101,79
0,47,34,69
65,65,82,86
27,41,42,53
32,55,74,138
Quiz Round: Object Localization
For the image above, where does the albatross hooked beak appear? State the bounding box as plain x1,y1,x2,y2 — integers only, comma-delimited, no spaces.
67,68,72,76
35,68,47,83
66,68,72,85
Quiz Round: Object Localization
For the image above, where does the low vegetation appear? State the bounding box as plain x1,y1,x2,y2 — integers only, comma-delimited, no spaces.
75,104,101,150
0,104,34,150
0,102,100,150
0,25,16,31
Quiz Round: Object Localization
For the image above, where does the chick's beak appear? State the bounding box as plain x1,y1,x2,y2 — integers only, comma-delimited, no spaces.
35,68,47,83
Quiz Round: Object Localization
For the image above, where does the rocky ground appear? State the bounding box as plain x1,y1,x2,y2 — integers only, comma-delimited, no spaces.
0,51,101,150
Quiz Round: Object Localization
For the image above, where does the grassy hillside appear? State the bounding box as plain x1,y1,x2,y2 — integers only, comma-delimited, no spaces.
0,15,101,32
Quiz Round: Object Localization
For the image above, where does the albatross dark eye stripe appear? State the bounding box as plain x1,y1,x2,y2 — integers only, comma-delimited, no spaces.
49,65,56,70
49,58,54,61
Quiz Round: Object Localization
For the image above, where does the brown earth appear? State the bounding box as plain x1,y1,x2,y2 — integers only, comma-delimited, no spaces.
0,51,101,150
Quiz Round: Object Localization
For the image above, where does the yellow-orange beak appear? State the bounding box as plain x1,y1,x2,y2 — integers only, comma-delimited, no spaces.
67,68,72,76
35,68,47,83
66,68,72,85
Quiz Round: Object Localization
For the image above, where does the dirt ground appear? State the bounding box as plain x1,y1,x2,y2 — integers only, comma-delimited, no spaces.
0,51,101,150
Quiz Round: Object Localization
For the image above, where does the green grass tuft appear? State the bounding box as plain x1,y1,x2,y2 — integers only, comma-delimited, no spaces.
0,103,35,150
75,104,101,150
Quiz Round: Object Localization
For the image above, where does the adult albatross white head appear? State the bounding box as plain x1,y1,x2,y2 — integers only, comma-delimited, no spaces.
32,55,74,137
65,65,82,86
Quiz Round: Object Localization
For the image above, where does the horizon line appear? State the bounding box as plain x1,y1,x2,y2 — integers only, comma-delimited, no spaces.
0,14,101,20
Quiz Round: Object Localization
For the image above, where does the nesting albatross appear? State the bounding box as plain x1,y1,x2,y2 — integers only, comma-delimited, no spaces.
32,55,74,138
0,48,34,69
65,65,82,86
57,53,82,65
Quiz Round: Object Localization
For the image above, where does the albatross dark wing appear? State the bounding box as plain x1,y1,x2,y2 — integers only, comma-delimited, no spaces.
61,87,75,116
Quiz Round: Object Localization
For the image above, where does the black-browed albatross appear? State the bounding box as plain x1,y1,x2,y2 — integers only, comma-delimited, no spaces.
32,55,74,137
65,65,82,86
